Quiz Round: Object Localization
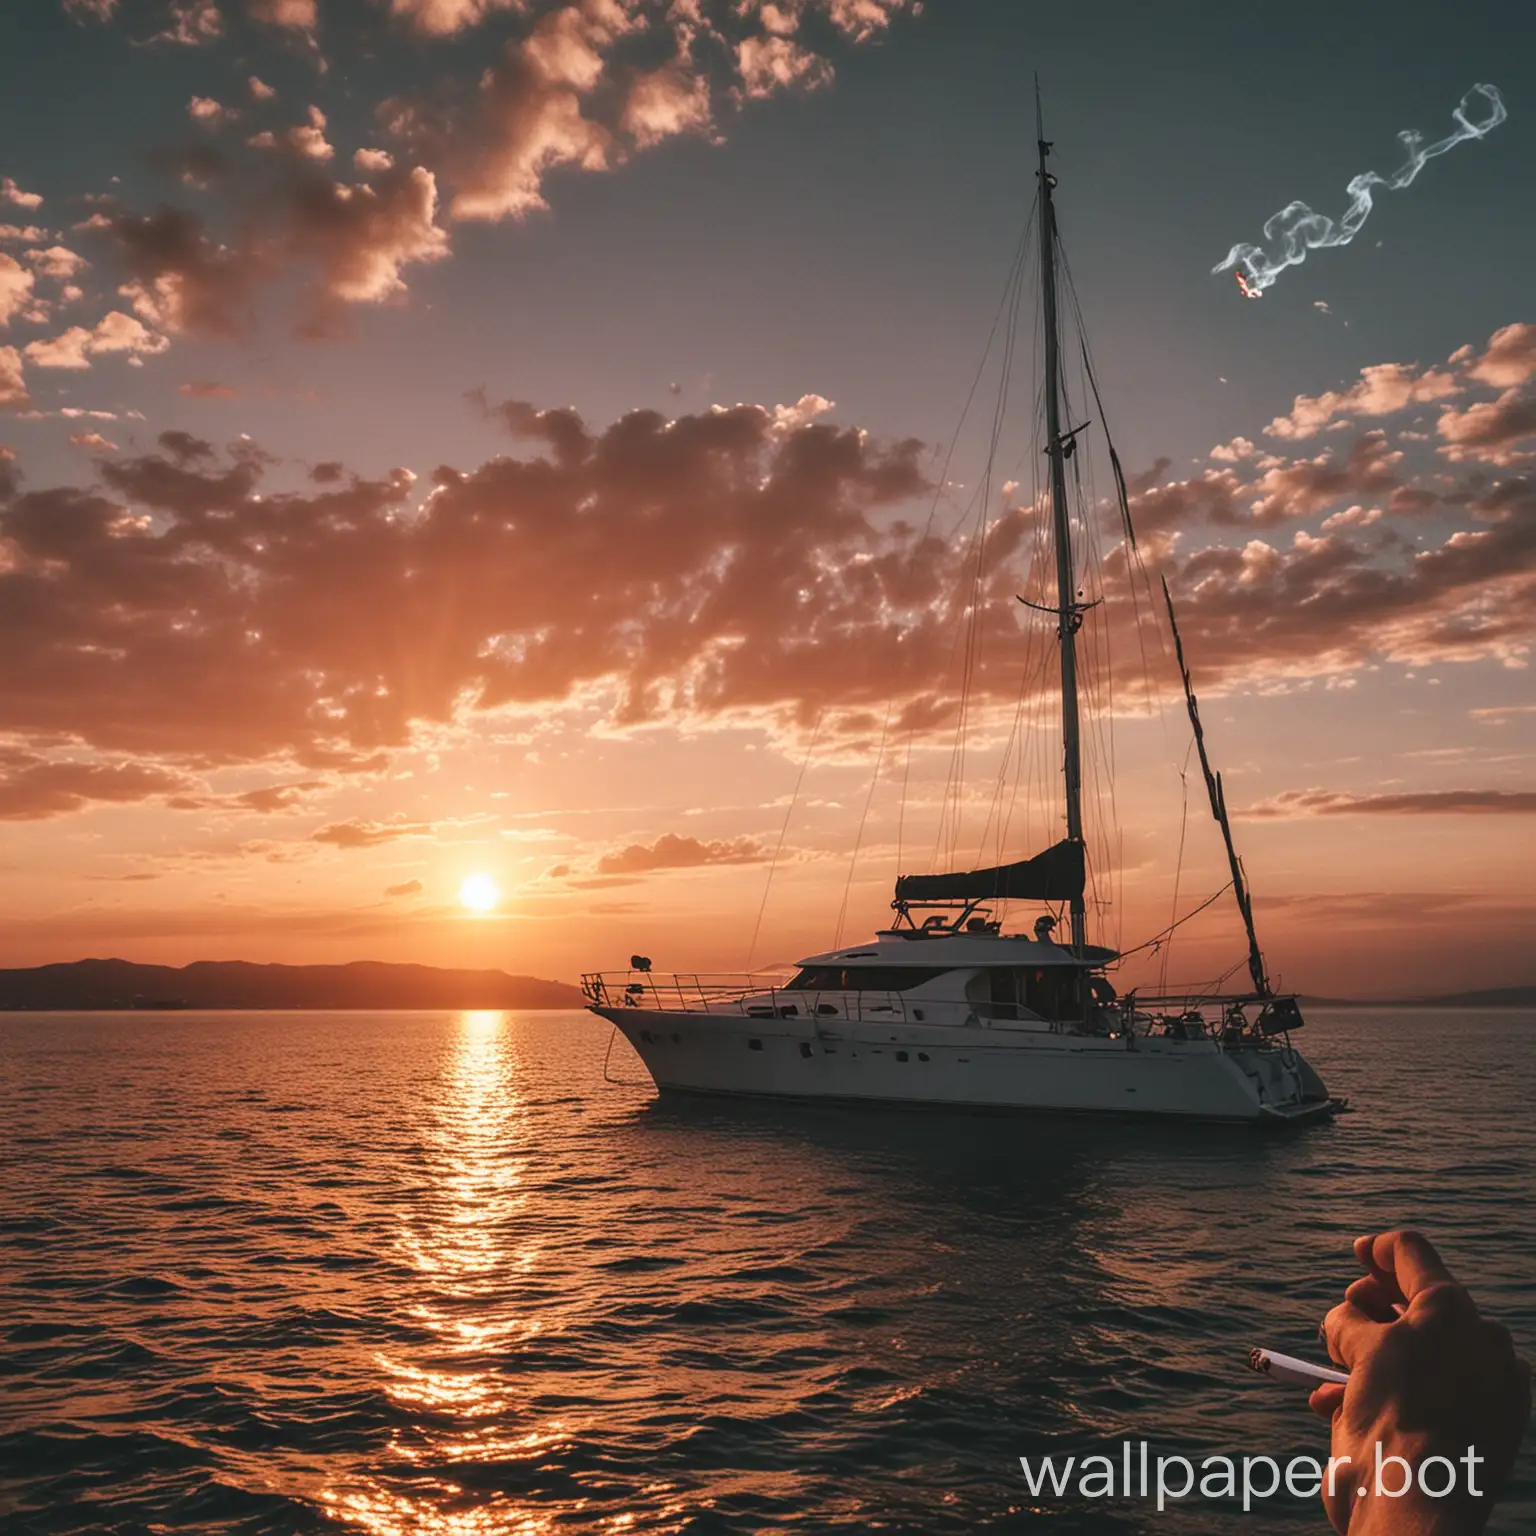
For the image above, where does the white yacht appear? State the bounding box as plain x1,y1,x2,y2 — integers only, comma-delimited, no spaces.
584,886,1336,1124
584,104,1341,1126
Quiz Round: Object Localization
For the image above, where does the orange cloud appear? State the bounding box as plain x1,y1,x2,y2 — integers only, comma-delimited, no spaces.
386,0,522,34
152,0,223,46
595,833,770,874
24,311,169,370
0,403,926,774
0,752,193,820
1266,361,1461,441
113,207,267,337
250,106,335,163
62,2,306,40
0,254,36,326
189,95,234,127
1466,323,1536,389
286,165,449,316
248,0,315,26
1436,389,1536,467
177,379,238,398
621,64,713,148
1244,431,1402,524
27,245,88,280
736,35,833,99
167,781,326,813
45,0,916,365
0,348,27,410
0,178,42,210
312,818,438,848
4,334,1535,820
385,13,622,222
1243,789,1536,818
105,156,453,341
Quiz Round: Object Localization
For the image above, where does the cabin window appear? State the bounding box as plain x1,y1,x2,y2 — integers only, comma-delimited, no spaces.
988,969,1019,1020
974,967,1085,1022
784,965,949,992
1025,967,1084,1022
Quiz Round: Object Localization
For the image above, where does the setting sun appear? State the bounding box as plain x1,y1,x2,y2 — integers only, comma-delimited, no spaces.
458,874,500,914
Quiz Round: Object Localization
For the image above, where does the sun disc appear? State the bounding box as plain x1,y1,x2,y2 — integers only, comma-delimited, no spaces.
459,873,500,912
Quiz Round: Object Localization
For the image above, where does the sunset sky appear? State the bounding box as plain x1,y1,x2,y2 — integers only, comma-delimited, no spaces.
1,0,1533,998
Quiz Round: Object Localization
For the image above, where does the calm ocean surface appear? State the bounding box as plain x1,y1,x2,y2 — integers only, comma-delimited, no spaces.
1,1007,1531,1535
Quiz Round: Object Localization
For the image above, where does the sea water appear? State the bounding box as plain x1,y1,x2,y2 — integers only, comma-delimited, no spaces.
2,1007,1532,1533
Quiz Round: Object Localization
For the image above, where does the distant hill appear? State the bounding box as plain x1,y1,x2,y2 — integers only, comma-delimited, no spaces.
1302,987,1536,1009
0,959,584,1011
1397,986,1536,1009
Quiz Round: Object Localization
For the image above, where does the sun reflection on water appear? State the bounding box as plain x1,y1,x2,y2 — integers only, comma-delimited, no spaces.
321,1010,581,1536
312,1011,812,1535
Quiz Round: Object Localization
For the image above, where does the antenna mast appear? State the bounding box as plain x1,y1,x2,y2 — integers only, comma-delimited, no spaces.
1036,82,1087,952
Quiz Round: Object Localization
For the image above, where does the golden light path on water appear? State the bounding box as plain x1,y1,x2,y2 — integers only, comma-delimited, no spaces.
324,1012,559,1534
318,1012,701,1535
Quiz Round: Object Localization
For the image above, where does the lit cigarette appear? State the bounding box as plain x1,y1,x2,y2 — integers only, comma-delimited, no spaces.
1248,1347,1350,1387
1249,1301,1405,1387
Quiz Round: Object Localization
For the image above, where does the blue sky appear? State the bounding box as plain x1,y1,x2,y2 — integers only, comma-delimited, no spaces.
5,0,1531,480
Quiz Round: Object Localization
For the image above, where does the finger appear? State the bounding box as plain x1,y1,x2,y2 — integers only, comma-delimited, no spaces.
1323,1296,1386,1367
1344,1273,1402,1323
1309,1382,1345,1420
1367,1229,1456,1301
1354,1233,1407,1306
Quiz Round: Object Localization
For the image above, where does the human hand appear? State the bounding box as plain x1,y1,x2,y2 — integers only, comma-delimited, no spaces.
1311,1230,1529,1535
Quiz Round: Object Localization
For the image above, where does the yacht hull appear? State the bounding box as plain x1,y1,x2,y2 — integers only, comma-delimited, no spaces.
595,1007,1338,1124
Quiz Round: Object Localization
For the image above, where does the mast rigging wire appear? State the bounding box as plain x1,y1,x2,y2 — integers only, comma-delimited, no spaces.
1116,881,1235,962
745,711,823,969
834,699,893,949
935,208,1033,871
1160,742,1195,991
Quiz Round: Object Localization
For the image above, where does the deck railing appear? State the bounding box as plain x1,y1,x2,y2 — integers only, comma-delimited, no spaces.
581,972,1299,1046
581,971,788,1014
580,972,1054,1029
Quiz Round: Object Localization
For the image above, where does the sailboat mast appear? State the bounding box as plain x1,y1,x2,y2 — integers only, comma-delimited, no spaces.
1036,91,1087,952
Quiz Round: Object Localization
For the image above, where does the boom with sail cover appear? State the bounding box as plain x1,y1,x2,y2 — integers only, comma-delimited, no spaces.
895,839,1085,905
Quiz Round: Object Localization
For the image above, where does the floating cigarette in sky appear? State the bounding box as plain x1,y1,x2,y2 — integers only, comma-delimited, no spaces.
1214,84,1507,296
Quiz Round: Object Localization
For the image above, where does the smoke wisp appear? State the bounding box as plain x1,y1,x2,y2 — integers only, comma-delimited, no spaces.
1214,84,1507,295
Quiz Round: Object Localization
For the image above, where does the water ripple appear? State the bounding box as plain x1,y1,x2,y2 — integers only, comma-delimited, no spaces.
1,1007,1532,1534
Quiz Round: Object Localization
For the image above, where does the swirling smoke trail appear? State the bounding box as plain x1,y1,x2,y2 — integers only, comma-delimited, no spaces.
1214,83,1507,296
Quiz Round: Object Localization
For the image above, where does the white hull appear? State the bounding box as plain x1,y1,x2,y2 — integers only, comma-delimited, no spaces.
596,1007,1336,1124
